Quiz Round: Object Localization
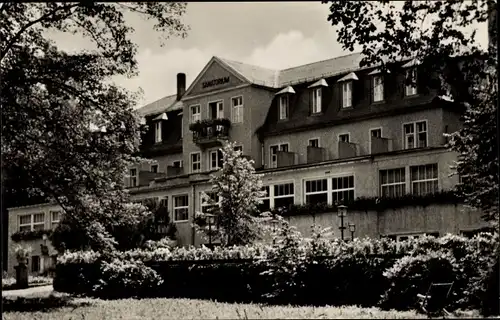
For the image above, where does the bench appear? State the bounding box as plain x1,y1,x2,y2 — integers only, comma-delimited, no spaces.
416,282,454,318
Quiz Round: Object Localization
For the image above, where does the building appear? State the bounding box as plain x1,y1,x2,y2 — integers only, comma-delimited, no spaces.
6,52,490,276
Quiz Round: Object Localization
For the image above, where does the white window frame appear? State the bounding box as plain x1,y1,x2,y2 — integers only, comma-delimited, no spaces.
279,95,289,120
150,164,159,173
342,81,353,108
331,175,355,204
272,181,295,209
209,149,223,171
208,100,224,119
234,145,243,153
369,127,383,154
172,194,189,222
379,168,406,198
231,96,244,123
155,121,162,143
338,133,350,143
373,75,384,102
50,211,60,229
31,255,41,273
405,68,418,96
259,185,271,211
402,120,428,150
190,152,201,173
303,174,356,206
308,138,320,148
269,143,289,168
312,88,322,114
304,178,329,205
173,160,183,168
19,213,45,232
410,163,439,196
129,168,137,187
190,104,201,123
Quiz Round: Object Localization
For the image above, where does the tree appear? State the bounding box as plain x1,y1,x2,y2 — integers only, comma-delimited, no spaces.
194,141,267,246
325,0,498,222
1,3,189,251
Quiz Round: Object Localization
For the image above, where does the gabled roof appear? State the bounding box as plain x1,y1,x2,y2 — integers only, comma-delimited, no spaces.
337,72,359,82
217,57,280,88
275,86,296,95
307,78,328,88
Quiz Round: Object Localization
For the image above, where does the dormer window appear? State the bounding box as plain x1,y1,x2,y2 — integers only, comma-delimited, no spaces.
337,72,358,109
275,86,295,121
405,68,418,96
279,95,289,120
311,88,322,114
342,82,353,108
308,79,327,114
155,121,162,143
373,75,384,102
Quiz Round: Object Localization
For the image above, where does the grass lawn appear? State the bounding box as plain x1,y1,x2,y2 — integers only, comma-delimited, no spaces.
2,294,486,320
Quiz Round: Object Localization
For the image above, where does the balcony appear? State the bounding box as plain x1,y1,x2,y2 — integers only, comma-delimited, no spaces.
338,141,357,159
166,165,184,177
277,150,297,167
371,136,392,154
189,118,231,148
307,146,326,163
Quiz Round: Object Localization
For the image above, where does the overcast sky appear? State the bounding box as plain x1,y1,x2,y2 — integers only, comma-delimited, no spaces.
48,2,488,108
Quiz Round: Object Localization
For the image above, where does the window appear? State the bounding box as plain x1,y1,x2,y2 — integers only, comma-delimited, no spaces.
18,213,45,232
155,121,162,143
342,81,353,108
273,183,295,209
173,195,189,222
209,101,224,119
31,256,40,273
279,95,289,120
259,186,271,212
305,179,328,204
232,96,243,123
129,168,137,187
371,128,382,138
369,128,382,153
311,88,322,114
308,138,319,148
396,233,425,242
50,211,60,229
191,152,201,173
339,134,350,143
331,176,354,204
159,197,168,208
173,160,183,168
201,192,220,214
234,145,243,153
270,143,289,168
411,164,438,195
151,164,159,173
209,149,223,170
403,121,427,149
405,68,418,96
380,168,406,197
373,75,384,102
191,105,201,123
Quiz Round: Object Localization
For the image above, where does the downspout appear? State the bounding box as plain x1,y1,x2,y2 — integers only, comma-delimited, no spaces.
191,183,196,246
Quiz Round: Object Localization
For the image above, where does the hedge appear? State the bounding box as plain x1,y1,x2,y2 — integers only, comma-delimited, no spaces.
54,232,498,311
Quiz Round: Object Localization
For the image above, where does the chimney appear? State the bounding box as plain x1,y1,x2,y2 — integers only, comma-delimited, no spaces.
177,73,186,101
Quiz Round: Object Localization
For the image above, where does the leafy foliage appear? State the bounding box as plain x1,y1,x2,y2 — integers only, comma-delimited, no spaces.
1,3,188,251
324,0,498,222
11,229,53,242
193,141,267,246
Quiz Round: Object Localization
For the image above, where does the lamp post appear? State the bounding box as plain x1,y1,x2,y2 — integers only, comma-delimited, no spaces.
348,223,356,241
205,213,215,247
337,205,347,241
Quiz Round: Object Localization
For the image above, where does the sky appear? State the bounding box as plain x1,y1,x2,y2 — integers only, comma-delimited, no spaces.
47,2,489,108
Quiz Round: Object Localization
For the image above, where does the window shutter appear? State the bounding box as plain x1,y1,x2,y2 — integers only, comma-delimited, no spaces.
369,76,374,104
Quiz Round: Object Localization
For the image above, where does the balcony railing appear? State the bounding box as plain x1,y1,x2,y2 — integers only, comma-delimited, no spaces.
189,118,231,148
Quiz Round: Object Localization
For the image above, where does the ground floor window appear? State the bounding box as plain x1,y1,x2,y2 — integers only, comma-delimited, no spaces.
258,183,295,211
173,195,189,222
304,175,355,205
380,168,406,197
305,179,328,204
410,163,438,195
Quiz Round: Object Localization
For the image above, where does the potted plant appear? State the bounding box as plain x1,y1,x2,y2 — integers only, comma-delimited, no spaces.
14,245,32,265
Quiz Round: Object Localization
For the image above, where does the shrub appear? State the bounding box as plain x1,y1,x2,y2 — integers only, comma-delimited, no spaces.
92,258,163,299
